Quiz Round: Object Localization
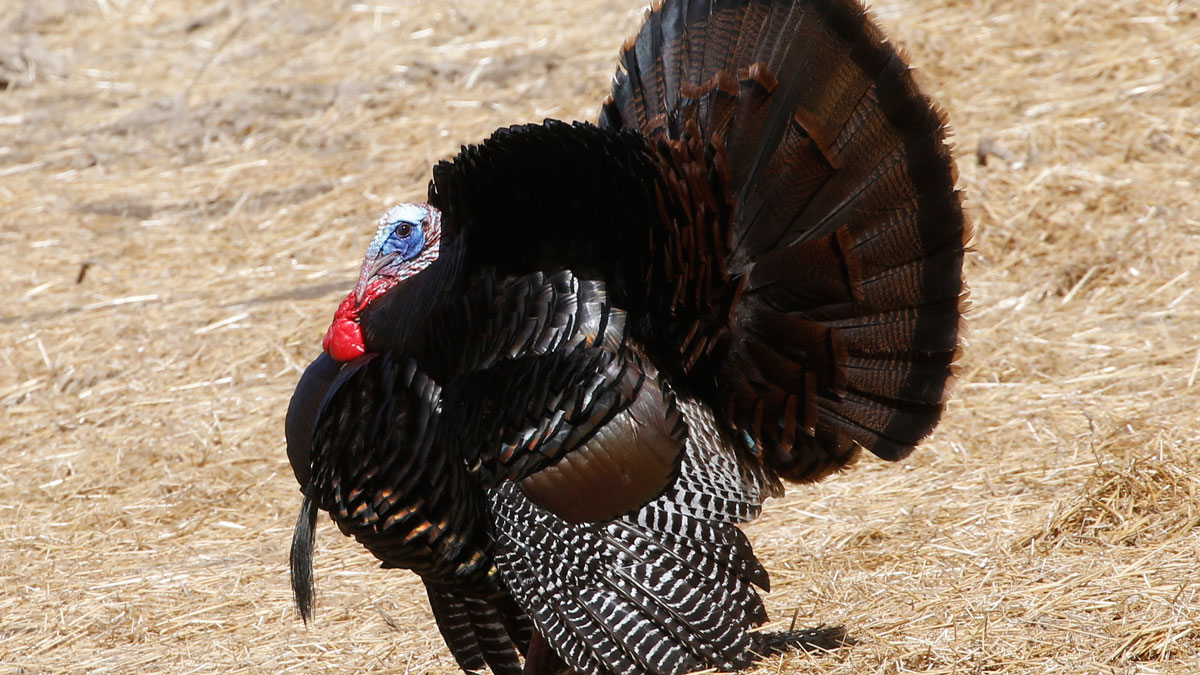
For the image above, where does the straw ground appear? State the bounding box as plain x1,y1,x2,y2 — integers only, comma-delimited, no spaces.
1,0,1197,672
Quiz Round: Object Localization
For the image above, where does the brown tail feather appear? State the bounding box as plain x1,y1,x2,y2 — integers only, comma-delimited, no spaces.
604,0,968,482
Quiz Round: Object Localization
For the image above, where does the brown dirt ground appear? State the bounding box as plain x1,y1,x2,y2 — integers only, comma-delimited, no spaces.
2,0,1198,672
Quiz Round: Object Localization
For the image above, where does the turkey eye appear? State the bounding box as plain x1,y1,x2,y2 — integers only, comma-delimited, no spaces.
396,223,414,239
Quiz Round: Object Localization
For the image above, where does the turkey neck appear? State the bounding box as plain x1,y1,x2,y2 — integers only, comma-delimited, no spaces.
359,234,465,357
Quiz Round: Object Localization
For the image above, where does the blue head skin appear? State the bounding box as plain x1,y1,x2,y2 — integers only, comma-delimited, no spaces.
324,203,443,361
365,204,429,276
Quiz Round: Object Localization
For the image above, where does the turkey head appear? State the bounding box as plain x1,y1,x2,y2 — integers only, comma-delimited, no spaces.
323,203,444,362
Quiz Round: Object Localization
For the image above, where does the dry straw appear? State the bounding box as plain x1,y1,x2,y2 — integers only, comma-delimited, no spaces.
1,0,1197,672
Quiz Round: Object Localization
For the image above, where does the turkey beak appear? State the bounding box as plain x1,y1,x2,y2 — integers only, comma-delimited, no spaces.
354,252,400,305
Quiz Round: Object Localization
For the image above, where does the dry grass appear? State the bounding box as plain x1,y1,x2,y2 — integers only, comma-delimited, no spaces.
1,0,1197,672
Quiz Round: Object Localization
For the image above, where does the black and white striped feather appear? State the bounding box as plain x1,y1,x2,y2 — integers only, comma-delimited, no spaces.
488,397,780,675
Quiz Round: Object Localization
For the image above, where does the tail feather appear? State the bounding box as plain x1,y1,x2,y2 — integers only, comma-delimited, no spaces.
604,0,967,481
738,103,837,245
842,355,956,406
721,66,778,185
818,390,939,460
825,300,963,354
853,247,966,311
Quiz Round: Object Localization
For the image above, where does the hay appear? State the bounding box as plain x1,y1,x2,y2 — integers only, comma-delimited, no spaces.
1,0,1197,672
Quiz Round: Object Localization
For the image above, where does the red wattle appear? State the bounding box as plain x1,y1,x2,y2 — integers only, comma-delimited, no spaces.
324,317,366,362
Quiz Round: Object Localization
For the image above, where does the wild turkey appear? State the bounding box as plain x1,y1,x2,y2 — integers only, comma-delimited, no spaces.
285,0,967,672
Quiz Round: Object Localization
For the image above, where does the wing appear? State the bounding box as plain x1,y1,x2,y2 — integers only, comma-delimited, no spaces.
488,398,777,674
424,269,689,524
429,0,968,483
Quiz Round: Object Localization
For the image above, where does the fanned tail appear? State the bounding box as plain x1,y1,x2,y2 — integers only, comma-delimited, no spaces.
601,0,968,481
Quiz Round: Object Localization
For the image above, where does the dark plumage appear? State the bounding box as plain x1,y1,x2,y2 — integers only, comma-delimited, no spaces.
285,0,968,672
